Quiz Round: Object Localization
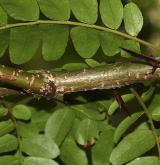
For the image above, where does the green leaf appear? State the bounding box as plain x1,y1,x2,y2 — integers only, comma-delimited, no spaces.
17,122,39,138
0,30,9,58
10,26,40,64
121,40,141,58
67,118,81,137
100,0,123,29
75,119,99,146
40,25,69,61
135,122,150,131
148,94,160,112
12,104,32,120
108,93,135,115
127,156,160,165
85,59,103,68
21,135,60,159
45,107,75,146
0,0,39,21
98,100,113,112
37,0,70,20
92,129,114,165
0,156,19,165
62,63,88,71
23,157,59,165
0,105,8,117
60,137,87,165
71,27,100,58
114,112,143,143
148,94,160,121
72,104,106,121
124,2,143,36
110,130,155,165
31,110,50,132
151,106,160,121
141,86,155,103
0,120,15,137
100,32,124,56
0,134,18,153
0,6,7,26
70,0,98,24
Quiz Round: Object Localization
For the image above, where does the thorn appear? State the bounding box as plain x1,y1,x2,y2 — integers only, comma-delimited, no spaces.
112,89,131,116
121,47,160,74
151,66,157,74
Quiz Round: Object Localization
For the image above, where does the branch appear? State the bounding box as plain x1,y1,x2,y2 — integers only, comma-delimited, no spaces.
0,63,159,98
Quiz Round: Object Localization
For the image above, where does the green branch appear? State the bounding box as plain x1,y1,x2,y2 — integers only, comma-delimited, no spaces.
0,63,160,98
0,20,154,48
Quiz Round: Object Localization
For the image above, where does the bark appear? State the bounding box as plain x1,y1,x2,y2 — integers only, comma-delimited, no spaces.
0,62,159,98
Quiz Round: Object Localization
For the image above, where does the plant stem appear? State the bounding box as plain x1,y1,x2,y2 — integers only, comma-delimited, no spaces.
0,62,160,97
11,113,23,165
0,20,154,48
3,102,23,165
130,88,160,156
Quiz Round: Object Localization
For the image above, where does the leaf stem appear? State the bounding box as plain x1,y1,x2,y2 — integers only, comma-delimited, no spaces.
10,113,23,165
3,101,23,165
0,20,154,48
130,88,160,156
